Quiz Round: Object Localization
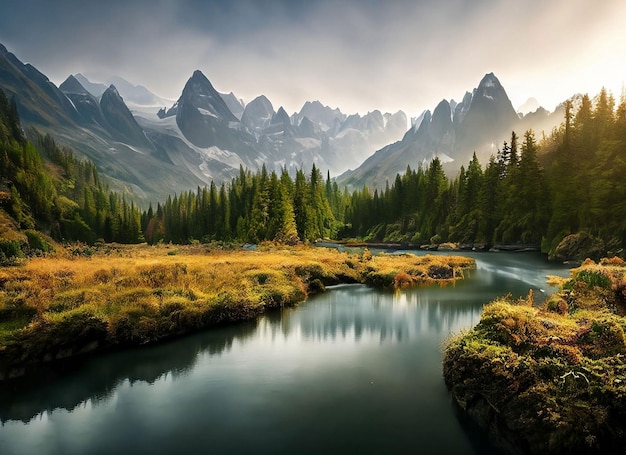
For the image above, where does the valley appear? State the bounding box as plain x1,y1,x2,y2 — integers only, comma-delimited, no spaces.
1,8,626,452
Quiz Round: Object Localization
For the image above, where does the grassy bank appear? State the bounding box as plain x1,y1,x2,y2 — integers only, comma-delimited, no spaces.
0,243,473,380
444,257,626,454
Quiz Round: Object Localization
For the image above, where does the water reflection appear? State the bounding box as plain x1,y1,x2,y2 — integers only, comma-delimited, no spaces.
274,284,484,345
0,283,484,426
0,252,570,455
0,319,260,424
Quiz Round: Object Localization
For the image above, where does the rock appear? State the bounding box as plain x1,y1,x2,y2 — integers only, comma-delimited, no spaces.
553,232,605,262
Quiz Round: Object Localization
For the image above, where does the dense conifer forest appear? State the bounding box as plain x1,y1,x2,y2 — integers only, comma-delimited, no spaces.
0,89,144,254
1,87,625,259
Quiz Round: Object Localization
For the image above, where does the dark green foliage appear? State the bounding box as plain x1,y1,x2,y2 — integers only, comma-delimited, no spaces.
0,88,144,245
142,163,342,245
570,270,612,290
4,84,625,253
0,239,23,265
341,89,626,255
24,229,52,253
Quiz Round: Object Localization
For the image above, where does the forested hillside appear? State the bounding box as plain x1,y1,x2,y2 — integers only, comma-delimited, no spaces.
0,88,144,259
341,89,626,258
2,85,625,261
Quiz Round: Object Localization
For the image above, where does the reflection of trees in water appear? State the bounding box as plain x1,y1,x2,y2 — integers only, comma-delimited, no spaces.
0,319,259,424
0,284,488,425
266,286,483,345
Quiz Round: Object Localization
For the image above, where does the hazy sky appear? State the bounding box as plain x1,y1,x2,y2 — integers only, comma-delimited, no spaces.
1,0,625,117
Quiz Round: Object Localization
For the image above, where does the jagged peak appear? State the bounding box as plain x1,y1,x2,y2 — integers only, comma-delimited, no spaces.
271,106,290,125
104,84,120,97
191,69,206,80
434,99,451,111
479,72,499,87
59,74,88,94
250,94,272,105
183,70,220,95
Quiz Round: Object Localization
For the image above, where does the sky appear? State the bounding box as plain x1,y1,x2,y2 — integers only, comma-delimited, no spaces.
1,0,625,117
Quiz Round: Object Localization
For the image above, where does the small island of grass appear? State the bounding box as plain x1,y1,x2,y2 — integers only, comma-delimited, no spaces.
0,243,474,381
444,257,626,454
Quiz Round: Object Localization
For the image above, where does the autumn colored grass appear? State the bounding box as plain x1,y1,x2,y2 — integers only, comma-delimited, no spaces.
0,243,474,379
444,258,626,454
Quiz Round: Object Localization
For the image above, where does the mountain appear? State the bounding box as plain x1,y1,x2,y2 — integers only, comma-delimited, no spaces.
219,91,245,120
0,43,410,202
73,73,172,110
60,75,110,129
60,75,152,147
326,109,408,172
99,85,150,147
518,97,541,115
174,73,229,143
107,76,169,108
0,43,77,126
338,73,562,189
0,45,210,203
1,44,568,208
74,73,107,97
454,73,520,153
241,95,275,134
293,101,346,132
271,106,291,127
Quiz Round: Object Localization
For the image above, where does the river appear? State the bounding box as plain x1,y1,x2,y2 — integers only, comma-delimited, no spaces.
0,252,571,454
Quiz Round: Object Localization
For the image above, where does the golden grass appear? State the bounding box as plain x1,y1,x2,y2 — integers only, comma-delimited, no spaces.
0,244,474,377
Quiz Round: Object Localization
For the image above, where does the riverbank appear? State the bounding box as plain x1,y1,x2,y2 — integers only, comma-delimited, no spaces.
444,257,626,454
0,243,474,381
322,239,541,253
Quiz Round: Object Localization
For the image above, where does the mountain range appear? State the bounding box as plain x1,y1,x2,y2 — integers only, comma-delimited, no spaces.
0,43,563,203
337,72,564,189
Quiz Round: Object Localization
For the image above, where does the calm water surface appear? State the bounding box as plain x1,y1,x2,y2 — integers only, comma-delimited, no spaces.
0,252,570,454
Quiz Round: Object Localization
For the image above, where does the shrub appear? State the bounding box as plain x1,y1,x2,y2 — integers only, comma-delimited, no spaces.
0,238,23,261
564,270,612,292
25,230,52,254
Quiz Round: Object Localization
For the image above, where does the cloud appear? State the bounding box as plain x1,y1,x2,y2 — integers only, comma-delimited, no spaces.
1,0,625,116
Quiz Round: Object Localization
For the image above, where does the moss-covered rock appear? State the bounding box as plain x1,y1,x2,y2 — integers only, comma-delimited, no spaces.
444,261,626,453
553,232,606,263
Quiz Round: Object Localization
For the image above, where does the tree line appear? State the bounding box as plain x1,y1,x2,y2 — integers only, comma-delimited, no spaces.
343,88,626,256
141,164,346,245
2,86,625,258
0,89,144,245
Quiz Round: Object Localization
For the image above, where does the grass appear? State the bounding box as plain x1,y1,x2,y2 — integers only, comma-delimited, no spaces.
0,243,474,379
444,257,626,454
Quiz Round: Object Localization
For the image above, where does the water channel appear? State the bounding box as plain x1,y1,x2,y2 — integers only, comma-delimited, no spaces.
0,251,571,454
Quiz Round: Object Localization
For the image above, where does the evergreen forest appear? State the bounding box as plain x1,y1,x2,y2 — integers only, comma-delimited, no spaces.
1,87,626,260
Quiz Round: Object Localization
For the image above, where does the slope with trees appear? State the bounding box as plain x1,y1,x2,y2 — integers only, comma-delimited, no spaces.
339,88,626,260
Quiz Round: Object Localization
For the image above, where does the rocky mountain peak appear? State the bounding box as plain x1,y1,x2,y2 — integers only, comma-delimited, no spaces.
59,75,89,95
241,95,275,132
271,106,291,126
175,70,237,123
100,83,148,146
